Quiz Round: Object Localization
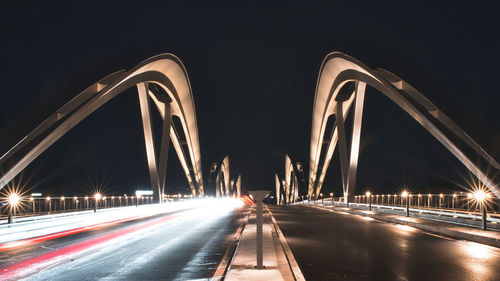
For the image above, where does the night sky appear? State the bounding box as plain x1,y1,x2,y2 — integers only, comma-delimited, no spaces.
1,2,499,197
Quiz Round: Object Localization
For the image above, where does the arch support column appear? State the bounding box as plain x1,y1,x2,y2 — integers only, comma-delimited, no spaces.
138,83,172,203
336,82,366,204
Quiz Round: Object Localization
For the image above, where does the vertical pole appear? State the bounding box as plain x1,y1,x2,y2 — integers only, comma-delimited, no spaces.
482,203,487,230
8,207,13,224
256,198,263,269
406,197,410,217
94,199,97,213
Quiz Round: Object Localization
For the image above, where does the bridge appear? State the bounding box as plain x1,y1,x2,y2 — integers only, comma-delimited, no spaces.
0,52,499,280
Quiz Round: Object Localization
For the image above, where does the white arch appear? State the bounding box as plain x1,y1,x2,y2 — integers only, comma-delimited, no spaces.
0,53,204,198
309,52,500,200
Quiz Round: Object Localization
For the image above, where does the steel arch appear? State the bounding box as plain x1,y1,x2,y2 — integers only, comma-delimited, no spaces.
309,52,500,201
0,53,204,198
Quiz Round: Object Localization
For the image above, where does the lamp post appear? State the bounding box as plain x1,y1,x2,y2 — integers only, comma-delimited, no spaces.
366,191,372,211
402,191,409,217
8,193,20,224
61,196,65,211
94,193,102,213
47,196,51,213
30,197,35,214
330,193,334,206
320,193,323,204
473,190,488,230
452,193,457,209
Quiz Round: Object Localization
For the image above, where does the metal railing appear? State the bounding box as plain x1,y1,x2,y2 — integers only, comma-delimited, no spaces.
1,195,156,221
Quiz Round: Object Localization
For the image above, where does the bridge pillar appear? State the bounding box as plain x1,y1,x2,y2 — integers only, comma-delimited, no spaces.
337,82,366,204
138,83,172,204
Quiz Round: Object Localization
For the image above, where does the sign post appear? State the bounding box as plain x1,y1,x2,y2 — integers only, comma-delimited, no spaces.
249,190,270,269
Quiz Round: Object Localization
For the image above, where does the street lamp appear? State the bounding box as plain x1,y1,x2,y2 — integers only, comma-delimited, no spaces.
61,196,65,211
46,196,51,213
330,193,334,205
8,193,20,224
365,191,372,211
94,193,102,213
320,193,323,204
30,197,35,214
472,190,488,230
402,191,410,217
452,193,457,209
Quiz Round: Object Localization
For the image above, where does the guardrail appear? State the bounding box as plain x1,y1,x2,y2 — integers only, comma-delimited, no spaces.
299,198,500,230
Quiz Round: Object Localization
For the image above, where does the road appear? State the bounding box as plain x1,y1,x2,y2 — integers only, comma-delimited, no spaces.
270,205,500,281
0,201,243,280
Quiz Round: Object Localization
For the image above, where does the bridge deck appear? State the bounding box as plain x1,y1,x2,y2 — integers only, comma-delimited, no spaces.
269,205,500,281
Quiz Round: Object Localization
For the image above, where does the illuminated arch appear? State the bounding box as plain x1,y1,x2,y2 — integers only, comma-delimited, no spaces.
284,155,299,204
309,52,500,201
215,155,231,197
0,53,204,199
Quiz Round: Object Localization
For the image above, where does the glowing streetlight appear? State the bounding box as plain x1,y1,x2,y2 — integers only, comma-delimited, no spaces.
472,190,489,230
320,193,323,204
365,191,372,211
94,193,102,213
330,192,334,205
46,196,52,213
8,193,21,224
61,196,65,211
401,190,410,217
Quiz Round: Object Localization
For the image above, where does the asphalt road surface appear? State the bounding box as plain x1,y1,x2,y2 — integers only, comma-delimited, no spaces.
0,203,243,280
270,205,500,281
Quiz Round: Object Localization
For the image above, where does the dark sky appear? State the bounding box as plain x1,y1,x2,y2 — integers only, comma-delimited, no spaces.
1,2,499,196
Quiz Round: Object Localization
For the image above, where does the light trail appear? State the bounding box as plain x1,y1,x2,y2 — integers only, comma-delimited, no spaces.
0,198,243,280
